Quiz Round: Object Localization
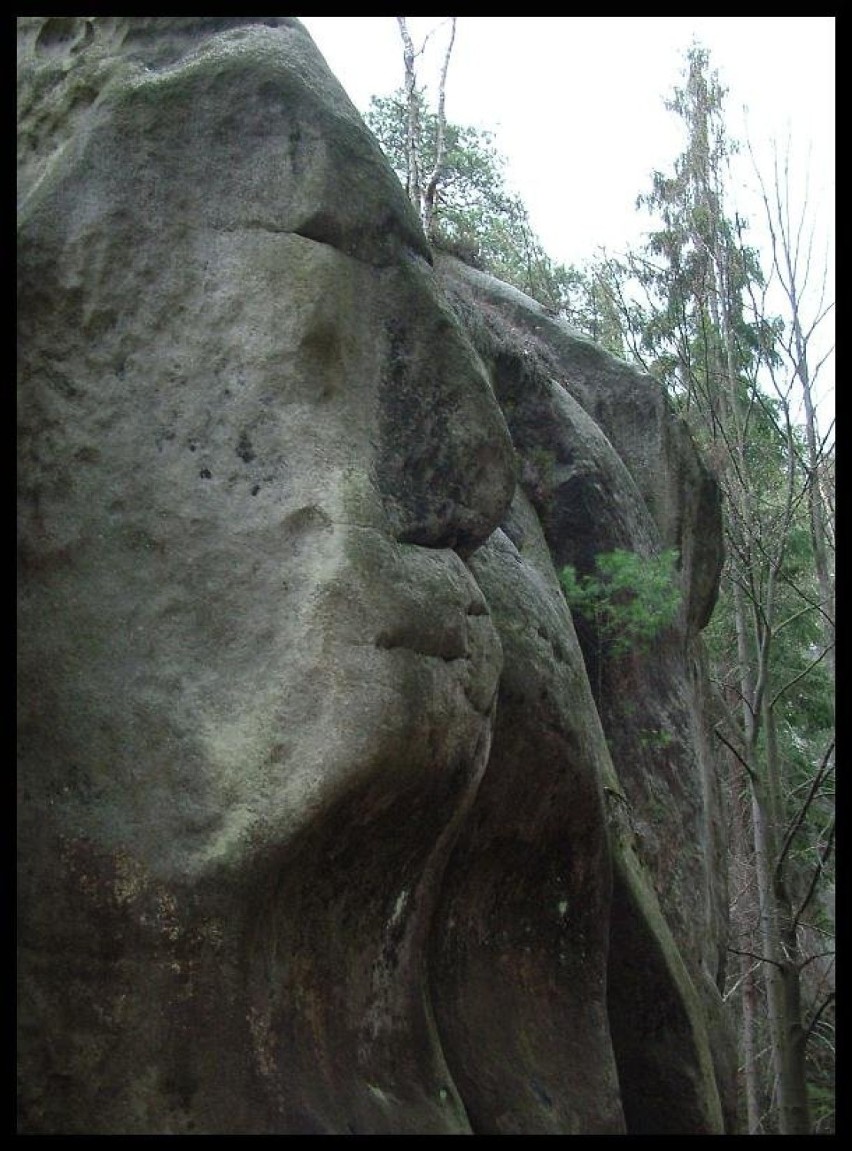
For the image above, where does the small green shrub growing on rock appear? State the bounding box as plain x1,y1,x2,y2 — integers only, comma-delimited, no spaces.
559,548,682,659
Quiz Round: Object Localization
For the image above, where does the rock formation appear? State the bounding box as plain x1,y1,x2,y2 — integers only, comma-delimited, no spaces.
17,17,734,1134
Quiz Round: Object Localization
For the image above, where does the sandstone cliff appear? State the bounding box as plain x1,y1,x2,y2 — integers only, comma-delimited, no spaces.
18,17,734,1134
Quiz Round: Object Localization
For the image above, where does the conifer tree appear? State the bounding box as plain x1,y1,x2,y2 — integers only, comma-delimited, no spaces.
598,46,834,1134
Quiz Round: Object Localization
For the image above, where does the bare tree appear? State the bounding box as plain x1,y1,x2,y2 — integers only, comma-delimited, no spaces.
750,137,835,684
396,16,457,238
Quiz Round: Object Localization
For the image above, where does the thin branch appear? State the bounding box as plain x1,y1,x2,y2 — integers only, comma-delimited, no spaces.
792,817,835,932
714,723,756,782
727,944,784,971
768,643,834,710
774,738,835,886
722,960,762,1002
798,949,836,973
803,991,836,1044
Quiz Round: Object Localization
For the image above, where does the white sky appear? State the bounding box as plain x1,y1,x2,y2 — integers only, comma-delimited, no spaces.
299,16,835,426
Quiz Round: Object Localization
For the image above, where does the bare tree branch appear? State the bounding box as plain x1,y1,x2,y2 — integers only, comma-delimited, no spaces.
714,723,756,782
727,944,784,971
803,992,836,1045
775,739,834,886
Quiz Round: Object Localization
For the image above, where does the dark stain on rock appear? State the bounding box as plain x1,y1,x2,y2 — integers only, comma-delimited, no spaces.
236,432,256,464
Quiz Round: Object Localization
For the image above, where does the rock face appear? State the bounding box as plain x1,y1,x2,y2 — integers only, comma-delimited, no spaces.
17,17,733,1134
436,259,737,1131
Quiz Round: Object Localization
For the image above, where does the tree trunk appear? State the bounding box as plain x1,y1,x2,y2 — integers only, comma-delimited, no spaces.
396,17,423,222
422,17,456,238
729,752,762,1133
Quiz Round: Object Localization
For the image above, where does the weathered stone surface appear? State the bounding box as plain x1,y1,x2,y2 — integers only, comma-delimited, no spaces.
432,495,625,1134
18,17,514,1134
437,254,736,1129
18,16,733,1135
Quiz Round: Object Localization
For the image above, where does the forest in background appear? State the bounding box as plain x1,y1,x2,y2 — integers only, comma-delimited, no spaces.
365,19,835,1136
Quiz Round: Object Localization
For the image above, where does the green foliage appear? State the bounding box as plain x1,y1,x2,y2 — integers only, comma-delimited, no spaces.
559,548,682,658
638,727,675,751
807,1079,835,1135
366,93,510,220
365,91,589,317
525,445,558,492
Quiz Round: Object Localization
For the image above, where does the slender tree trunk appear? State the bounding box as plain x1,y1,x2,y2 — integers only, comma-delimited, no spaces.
422,17,456,238
780,958,811,1132
764,698,812,1134
717,170,813,1132
731,582,786,1128
729,750,762,1133
740,955,762,1132
796,330,834,686
759,152,835,686
397,17,458,239
749,781,788,1129
396,17,423,222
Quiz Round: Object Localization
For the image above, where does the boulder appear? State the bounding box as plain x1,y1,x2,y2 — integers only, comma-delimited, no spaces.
18,16,514,1133
437,255,736,1129
18,16,733,1134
